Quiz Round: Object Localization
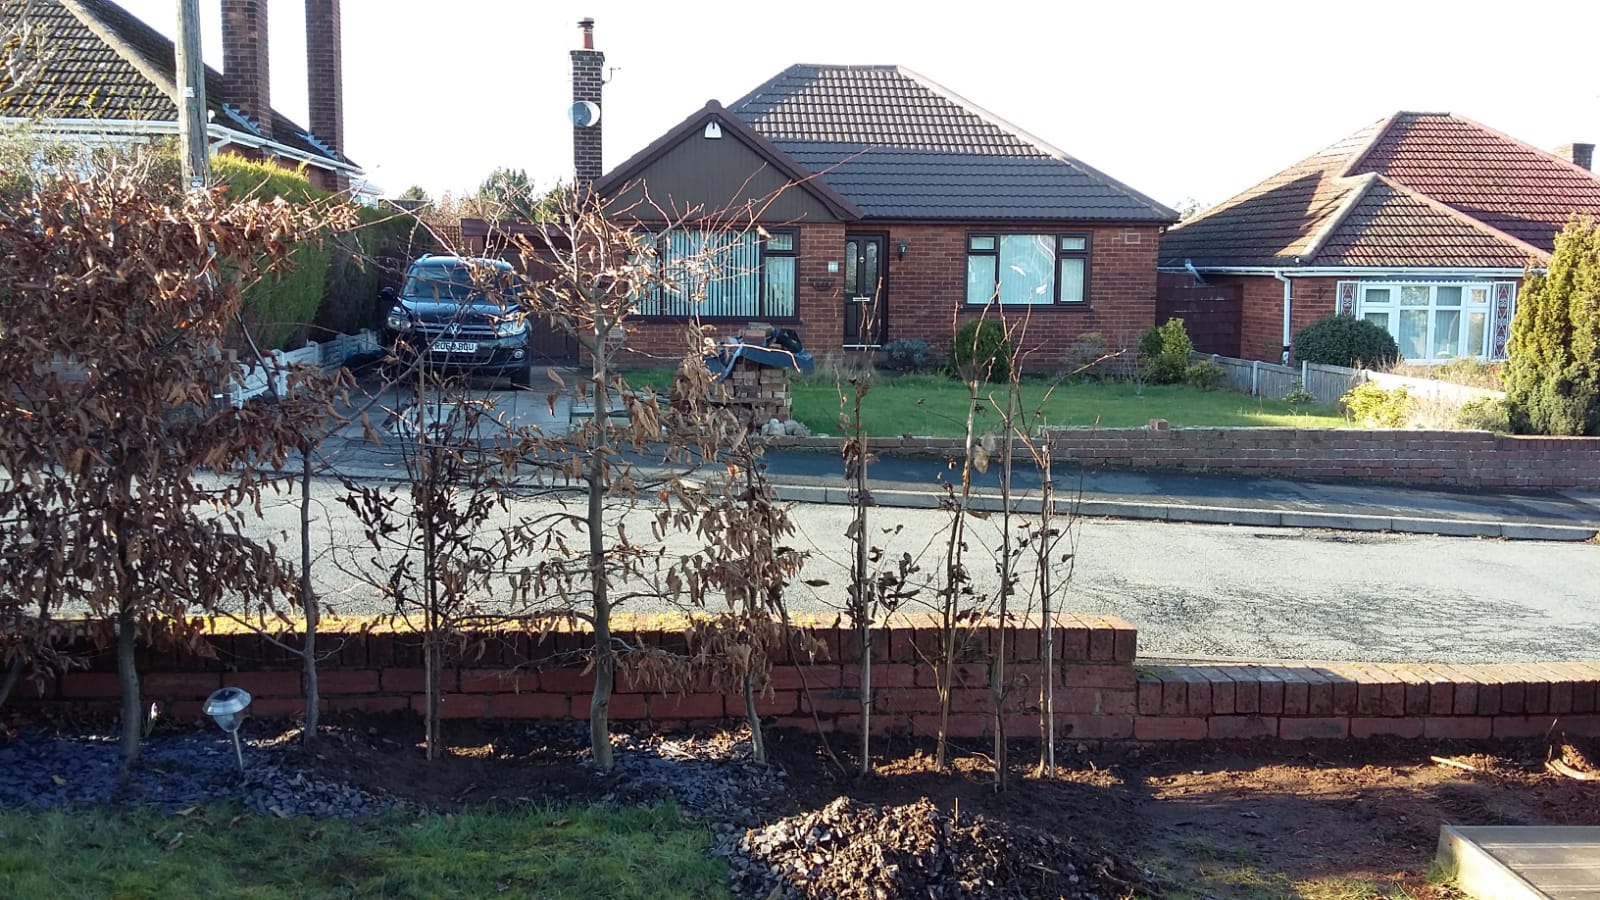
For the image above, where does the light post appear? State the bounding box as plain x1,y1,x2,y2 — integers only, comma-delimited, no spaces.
203,686,252,772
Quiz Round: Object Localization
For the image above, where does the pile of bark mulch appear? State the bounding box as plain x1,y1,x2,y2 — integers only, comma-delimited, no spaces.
1551,736,1600,779
720,795,1156,900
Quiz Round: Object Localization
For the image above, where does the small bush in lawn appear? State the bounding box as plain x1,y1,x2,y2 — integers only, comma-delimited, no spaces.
1185,359,1225,391
880,338,936,374
1062,331,1110,378
1341,382,1413,428
1138,318,1192,385
950,319,1013,382
1456,397,1511,432
1283,379,1316,405
1294,315,1400,368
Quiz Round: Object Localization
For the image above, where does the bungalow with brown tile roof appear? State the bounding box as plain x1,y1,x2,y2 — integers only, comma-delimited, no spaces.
575,46,1176,364
1158,112,1600,363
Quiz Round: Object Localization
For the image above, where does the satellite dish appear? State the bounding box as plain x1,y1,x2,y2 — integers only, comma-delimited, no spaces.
568,100,601,128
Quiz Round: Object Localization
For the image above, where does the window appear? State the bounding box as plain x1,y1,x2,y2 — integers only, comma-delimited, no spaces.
639,228,797,318
1356,282,1493,361
966,233,1090,305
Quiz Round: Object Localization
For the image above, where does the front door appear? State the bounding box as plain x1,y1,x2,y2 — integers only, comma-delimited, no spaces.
842,234,886,348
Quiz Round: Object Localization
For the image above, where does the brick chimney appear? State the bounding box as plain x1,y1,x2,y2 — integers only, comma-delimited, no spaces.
571,18,604,191
305,0,345,190
221,0,270,132
1555,143,1595,172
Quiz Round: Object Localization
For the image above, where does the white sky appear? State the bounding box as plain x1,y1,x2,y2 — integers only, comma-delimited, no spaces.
114,0,1600,209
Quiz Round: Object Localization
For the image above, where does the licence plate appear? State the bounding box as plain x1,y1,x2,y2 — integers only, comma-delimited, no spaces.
431,341,478,354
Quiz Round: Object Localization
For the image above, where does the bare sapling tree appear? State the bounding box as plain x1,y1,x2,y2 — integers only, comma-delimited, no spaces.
667,355,804,764
928,302,1004,772
986,311,1033,792
0,149,357,766
500,190,742,772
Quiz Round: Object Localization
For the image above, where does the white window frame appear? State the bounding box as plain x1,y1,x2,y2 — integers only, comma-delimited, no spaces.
1355,282,1494,362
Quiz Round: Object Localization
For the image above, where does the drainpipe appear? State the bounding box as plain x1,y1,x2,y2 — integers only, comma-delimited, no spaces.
1273,270,1292,365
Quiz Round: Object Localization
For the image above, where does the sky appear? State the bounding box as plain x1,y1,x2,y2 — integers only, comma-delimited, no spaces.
113,0,1600,211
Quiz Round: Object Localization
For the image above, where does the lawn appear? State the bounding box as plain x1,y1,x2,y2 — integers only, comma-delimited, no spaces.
0,803,728,899
624,370,1346,437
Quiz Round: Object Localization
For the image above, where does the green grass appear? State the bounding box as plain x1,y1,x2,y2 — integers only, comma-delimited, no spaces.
0,803,729,899
624,369,1346,437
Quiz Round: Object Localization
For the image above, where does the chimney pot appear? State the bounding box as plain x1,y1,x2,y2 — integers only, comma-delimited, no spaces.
1555,143,1595,172
578,17,595,50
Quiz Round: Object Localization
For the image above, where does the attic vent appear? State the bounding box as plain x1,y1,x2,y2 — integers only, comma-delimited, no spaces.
704,121,723,140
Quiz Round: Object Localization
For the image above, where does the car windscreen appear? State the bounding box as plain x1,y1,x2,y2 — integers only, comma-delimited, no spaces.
403,266,514,303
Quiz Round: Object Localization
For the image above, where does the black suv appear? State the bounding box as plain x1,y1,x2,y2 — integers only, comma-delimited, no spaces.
381,255,531,387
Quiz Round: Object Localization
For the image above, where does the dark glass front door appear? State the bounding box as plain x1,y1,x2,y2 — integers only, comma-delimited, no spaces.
842,234,886,347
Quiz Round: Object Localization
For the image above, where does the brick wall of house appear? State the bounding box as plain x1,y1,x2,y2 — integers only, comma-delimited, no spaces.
770,428,1600,490
21,619,1600,743
1211,275,1342,363
884,223,1162,365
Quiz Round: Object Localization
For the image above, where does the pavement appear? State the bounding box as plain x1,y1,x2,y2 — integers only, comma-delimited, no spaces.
318,373,1600,544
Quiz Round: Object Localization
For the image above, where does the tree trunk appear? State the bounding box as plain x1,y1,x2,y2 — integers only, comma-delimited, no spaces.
0,653,24,710
853,419,872,777
1038,450,1056,777
117,605,141,769
587,335,614,773
300,444,319,744
743,670,766,765
992,378,1017,792
935,377,981,772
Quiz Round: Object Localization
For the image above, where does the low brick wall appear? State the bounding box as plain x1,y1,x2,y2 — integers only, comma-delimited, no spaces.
18,619,1600,742
1134,662,1600,741
768,429,1600,490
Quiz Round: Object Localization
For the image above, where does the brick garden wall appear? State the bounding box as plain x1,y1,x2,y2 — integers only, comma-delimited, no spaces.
770,429,1600,490
20,618,1600,743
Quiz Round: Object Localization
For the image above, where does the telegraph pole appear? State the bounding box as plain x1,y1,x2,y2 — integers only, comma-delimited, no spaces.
175,0,209,189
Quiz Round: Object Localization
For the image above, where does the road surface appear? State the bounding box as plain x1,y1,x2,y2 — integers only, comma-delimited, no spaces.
241,477,1600,664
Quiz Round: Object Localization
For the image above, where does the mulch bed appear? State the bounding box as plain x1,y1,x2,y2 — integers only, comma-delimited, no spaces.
5,709,1597,898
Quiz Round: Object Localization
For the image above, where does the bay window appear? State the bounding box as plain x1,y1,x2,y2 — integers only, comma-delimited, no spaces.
1357,283,1493,361
966,233,1090,305
640,228,797,318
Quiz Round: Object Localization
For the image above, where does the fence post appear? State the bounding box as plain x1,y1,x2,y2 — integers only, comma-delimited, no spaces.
1250,360,1259,396
1302,359,1309,386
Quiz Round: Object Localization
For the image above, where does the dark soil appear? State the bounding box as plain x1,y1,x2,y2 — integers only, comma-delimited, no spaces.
5,711,1597,898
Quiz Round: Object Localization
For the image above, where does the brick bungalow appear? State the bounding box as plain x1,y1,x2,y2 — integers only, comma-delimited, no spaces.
1,0,359,193
1159,112,1600,364
570,24,1175,366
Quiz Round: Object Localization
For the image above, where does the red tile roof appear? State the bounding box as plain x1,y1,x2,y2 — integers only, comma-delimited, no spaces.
1161,112,1596,270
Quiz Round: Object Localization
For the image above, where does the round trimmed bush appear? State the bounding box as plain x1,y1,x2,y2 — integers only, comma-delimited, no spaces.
1293,315,1400,368
950,320,1013,382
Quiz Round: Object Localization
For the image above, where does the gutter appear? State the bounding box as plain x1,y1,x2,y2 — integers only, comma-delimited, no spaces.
1158,265,1533,278
1273,270,1292,364
2,117,364,178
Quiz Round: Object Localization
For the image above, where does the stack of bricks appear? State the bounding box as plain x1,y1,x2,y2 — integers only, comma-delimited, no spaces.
725,324,792,426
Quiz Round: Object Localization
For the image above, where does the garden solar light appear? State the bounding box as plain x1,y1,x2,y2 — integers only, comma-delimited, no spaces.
203,686,252,772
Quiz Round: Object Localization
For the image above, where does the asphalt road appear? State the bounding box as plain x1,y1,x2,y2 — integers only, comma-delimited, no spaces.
243,477,1600,665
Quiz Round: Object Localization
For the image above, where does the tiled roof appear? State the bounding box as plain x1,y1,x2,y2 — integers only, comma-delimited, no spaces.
727,65,1175,222
1162,112,1594,270
0,0,350,168
1314,177,1542,268
1351,114,1600,250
